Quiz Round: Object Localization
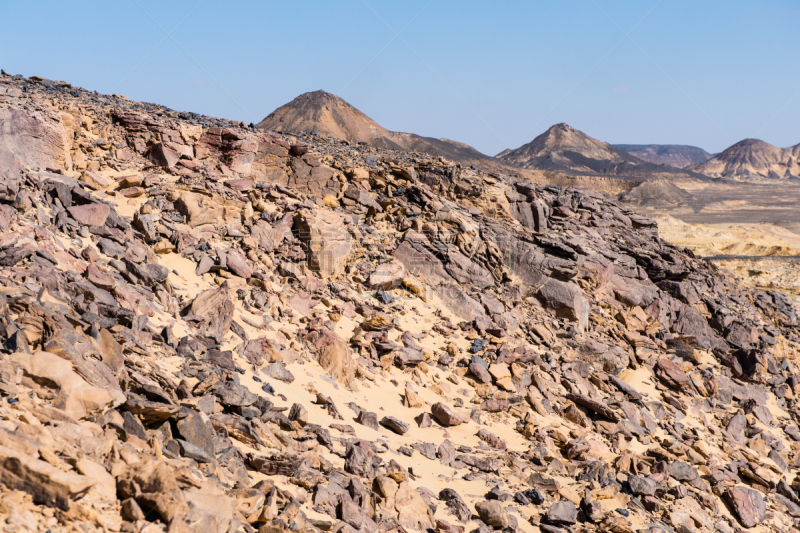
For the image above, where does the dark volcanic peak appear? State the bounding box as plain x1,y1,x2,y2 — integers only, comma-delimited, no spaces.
614,144,712,168
689,137,800,180
259,90,490,162
497,123,707,182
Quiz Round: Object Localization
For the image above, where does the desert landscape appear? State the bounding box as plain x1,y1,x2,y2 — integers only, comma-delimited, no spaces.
0,66,799,533
0,4,799,532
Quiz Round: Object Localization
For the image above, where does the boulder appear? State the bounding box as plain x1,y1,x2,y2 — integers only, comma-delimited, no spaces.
293,209,352,278
546,500,577,525
655,358,691,391
725,486,766,528
431,402,465,426
395,482,435,530
535,278,589,331
11,351,124,420
68,203,110,226
0,108,71,171
116,461,189,523
475,500,508,529
369,259,406,289
0,444,95,510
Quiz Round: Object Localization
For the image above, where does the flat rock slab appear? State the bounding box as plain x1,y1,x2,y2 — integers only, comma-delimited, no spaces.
725,486,766,528
68,203,110,226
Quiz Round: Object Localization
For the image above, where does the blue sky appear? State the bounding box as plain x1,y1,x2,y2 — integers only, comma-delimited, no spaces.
2,1,798,155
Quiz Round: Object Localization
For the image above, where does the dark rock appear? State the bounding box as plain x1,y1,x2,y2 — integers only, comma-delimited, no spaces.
545,500,577,525
380,416,409,434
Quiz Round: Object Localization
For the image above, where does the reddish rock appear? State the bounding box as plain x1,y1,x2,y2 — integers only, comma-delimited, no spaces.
68,203,110,226
81,246,99,263
469,362,492,384
149,142,180,169
85,263,116,291
725,486,766,528
224,249,253,278
431,402,464,426
655,358,691,391
224,179,254,191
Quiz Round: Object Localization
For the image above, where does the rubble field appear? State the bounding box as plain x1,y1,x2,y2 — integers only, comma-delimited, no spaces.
0,72,799,533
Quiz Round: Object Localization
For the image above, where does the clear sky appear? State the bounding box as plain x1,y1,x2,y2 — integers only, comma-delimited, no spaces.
2,1,798,156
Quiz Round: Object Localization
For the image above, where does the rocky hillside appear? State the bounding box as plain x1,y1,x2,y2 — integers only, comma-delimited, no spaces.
497,124,708,183
1,71,800,533
259,91,490,163
614,145,712,169
689,139,800,181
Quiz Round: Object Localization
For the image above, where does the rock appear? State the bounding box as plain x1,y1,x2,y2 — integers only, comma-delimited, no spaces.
535,278,589,331
369,260,406,289
116,461,189,523
669,461,698,481
725,486,766,528
394,347,424,367
655,358,691,391
315,337,355,387
262,362,295,383
288,403,308,425
10,351,123,420
224,249,253,278
475,500,508,529
183,282,234,337
431,402,465,426
0,108,72,173
439,488,471,522
416,412,433,428
404,385,424,408
356,411,380,431
149,142,180,169
344,443,375,478
176,412,216,457
183,486,238,532
251,219,289,252
176,191,240,228
726,413,746,443
381,416,410,434
85,263,116,291
177,439,215,463
212,381,257,407
68,203,110,226
566,393,620,421
518,489,545,505
628,475,657,496
0,443,95,510
477,429,506,450
469,362,492,384
293,209,352,278
395,482,435,530
546,500,577,525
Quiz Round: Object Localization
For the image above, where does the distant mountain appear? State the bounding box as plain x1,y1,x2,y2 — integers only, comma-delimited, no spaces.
688,138,800,180
258,90,490,162
496,123,706,181
618,179,692,207
614,144,712,168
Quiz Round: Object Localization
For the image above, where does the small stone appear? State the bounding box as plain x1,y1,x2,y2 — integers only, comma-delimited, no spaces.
356,410,380,430
380,416,410,434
